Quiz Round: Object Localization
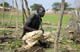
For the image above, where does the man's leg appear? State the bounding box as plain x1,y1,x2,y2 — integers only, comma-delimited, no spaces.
42,31,51,40
38,31,51,47
24,41,28,45
22,30,43,48
22,41,30,49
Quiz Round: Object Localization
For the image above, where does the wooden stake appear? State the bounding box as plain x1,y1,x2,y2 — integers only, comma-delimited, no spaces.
23,7,28,20
9,0,14,24
54,0,65,52
15,0,19,30
21,0,25,25
2,0,5,30
24,0,30,16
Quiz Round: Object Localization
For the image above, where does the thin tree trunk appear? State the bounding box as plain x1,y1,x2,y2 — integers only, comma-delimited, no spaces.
2,0,5,30
15,0,18,30
24,0,30,16
9,0,14,24
54,0,65,52
21,0,25,25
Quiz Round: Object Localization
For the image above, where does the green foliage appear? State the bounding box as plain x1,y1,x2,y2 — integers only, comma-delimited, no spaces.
9,6,12,8
52,2,69,10
52,2,61,11
66,8,75,10
64,2,69,10
0,2,9,7
30,3,42,10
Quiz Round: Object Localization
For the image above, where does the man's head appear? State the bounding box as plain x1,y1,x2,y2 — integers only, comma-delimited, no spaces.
37,6,45,17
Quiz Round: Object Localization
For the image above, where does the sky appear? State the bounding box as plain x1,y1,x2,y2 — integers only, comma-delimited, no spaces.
0,0,75,10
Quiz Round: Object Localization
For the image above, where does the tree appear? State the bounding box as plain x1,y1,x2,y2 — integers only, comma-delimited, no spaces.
66,8,75,10
0,2,9,7
52,2,68,10
30,3,42,10
9,6,12,8
52,2,61,11
64,2,69,10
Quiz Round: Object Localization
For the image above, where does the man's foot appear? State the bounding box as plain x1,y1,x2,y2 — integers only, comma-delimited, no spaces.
22,45,30,50
38,40,47,47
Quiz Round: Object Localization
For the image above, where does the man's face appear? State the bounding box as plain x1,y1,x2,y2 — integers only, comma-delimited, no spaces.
38,8,45,17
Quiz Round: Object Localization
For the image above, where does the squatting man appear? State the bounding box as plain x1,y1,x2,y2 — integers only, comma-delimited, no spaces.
21,6,51,49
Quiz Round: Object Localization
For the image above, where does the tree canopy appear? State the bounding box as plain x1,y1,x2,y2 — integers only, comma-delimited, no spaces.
30,3,42,10
0,2,9,7
52,2,69,11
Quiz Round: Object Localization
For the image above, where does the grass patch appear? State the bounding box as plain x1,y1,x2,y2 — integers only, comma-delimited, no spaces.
0,38,23,51
69,43,80,51
46,49,54,52
0,30,14,35
58,38,80,52
0,13,70,25
42,15,70,24
43,27,57,32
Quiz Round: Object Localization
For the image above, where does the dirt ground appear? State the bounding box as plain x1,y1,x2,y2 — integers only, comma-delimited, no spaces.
0,43,53,52
14,42,54,52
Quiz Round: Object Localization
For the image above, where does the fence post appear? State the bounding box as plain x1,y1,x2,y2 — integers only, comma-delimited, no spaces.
2,0,5,30
9,0,14,24
15,0,19,30
24,0,30,16
54,0,65,52
21,0,25,25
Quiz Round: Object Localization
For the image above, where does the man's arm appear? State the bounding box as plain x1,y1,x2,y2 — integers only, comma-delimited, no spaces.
23,14,37,31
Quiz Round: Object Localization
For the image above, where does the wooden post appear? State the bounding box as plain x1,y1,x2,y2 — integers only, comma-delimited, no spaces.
24,0,30,16
2,0,5,30
24,8,28,20
9,0,14,24
15,0,19,30
21,0,25,25
54,0,65,52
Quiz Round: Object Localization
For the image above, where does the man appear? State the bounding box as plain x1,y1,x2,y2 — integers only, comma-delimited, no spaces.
21,6,51,49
